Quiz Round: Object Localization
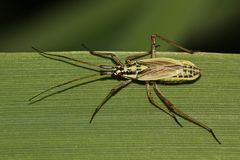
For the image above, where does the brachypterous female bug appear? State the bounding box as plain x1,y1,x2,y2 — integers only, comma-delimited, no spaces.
29,34,221,144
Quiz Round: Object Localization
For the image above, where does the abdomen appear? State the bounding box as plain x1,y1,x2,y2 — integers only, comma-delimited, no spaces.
158,60,201,84
136,58,201,84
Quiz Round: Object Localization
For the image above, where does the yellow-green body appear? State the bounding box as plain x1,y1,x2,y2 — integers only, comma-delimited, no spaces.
121,58,200,83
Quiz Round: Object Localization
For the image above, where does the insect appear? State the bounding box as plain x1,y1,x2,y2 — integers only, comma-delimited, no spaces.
29,34,221,144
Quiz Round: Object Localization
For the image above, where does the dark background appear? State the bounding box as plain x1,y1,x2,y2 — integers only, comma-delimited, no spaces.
1,0,240,53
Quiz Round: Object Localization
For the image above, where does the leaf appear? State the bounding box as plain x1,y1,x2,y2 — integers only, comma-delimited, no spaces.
0,52,239,159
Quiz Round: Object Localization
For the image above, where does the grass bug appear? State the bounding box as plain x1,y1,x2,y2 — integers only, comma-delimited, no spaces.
29,34,221,144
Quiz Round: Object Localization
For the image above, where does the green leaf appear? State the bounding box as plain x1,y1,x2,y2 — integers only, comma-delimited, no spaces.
0,52,239,159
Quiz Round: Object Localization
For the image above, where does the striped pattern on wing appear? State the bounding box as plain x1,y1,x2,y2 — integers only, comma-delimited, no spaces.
137,58,183,81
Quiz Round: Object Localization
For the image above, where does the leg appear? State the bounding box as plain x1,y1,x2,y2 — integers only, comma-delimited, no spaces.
125,34,159,63
125,52,151,64
146,82,183,127
90,79,132,123
150,35,157,58
153,83,221,144
154,34,194,54
82,44,123,66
